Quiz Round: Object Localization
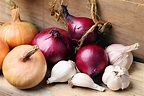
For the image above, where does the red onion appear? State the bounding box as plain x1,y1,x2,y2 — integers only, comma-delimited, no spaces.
76,44,108,77
61,5,98,45
32,27,72,66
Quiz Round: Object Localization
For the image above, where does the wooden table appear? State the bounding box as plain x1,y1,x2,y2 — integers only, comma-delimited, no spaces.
0,61,144,96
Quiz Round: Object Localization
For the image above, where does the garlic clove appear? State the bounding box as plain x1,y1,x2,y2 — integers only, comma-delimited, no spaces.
47,60,77,84
69,73,105,92
106,74,122,90
109,51,123,64
113,52,133,70
119,52,133,70
102,65,114,85
121,74,130,90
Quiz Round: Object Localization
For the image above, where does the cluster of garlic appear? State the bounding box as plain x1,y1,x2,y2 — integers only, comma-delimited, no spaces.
47,60,105,92
102,43,139,91
47,43,139,92
102,65,130,90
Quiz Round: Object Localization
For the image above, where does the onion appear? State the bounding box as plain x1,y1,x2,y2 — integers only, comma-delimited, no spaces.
0,7,38,48
2,45,47,89
0,37,10,70
61,5,98,45
76,44,108,77
32,27,72,66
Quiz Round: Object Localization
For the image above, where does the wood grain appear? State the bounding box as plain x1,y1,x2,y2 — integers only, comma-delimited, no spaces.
97,0,144,60
0,62,144,96
0,0,144,60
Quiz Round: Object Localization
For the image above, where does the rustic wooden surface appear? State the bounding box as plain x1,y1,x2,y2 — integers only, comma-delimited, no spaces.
0,0,144,60
0,61,144,96
97,0,144,61
0,1,144,96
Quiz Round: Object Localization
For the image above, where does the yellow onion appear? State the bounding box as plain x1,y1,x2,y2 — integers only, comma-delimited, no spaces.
0,37,10,70
2,45,47,89
0,8,38,48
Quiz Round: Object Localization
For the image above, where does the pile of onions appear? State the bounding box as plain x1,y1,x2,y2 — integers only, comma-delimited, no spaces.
0,7,38,48
0,37,9,70
2,45,47,89
76,44,108,77
32,27,72,66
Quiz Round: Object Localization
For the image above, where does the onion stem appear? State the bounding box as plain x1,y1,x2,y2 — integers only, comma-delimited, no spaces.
11,8,21,22
0,22,4,26
21,45,39,62
5,0,17,9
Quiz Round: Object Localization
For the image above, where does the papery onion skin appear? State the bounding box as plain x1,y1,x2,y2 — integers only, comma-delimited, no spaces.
0,8,38,48
62,5,98,45
32,27,72,66
76,44,108,77
2,45,47,89
0,37,10,70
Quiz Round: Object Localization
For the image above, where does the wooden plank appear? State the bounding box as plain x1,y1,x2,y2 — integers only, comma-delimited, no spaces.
96,0,144,59
124,0,144,4
0,62,144,96
0,0,144,59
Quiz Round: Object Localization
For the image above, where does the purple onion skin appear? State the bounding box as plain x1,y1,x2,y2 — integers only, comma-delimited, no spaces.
32,27,72,66
76,44,108,77
62,5,98,45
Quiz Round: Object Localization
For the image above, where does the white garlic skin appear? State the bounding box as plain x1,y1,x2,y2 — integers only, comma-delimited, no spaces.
47,60,77,84
105,43,139,70
102,65,130,91
69,73,105,92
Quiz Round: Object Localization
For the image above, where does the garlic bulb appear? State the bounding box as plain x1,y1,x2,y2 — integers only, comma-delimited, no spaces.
102,65,130,91
105,43,139,70
69,73,105,92
47,60,77,84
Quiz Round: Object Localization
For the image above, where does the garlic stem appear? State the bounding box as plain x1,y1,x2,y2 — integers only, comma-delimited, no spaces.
47,77,57,84
93,84,105,92
124,43,139,52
